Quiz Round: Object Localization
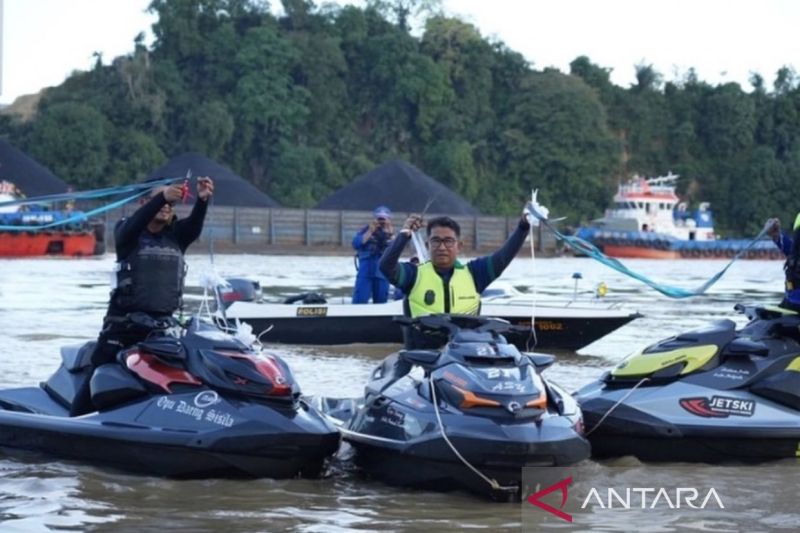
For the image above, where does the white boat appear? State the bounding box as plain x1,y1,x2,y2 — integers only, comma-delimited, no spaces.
217,281,639,351
577,173,780,260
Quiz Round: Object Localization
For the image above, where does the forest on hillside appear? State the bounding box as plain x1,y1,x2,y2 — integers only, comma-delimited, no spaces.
0,0,798,235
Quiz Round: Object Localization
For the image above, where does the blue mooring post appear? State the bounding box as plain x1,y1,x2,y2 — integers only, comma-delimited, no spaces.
572,272,583,300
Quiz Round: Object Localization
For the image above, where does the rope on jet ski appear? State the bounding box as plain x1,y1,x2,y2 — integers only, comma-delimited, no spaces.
584,377,650,437
525,191,540,350
524,201,772,298
429,380,518,493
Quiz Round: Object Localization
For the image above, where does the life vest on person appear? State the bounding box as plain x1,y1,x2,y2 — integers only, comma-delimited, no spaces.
112,232,186,316
407,261,480,317
785,227,800,296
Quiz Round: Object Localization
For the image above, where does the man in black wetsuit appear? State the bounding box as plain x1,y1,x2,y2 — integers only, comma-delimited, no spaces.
70,177,214,415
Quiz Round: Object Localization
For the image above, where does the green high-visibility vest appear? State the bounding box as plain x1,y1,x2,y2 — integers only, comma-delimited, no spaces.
407,261,480,317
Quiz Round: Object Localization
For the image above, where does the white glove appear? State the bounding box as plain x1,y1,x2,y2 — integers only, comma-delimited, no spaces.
524,189,550,227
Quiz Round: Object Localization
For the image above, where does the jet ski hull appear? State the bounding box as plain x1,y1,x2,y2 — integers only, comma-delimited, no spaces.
0,387,340,478
579,387,800,463
342,425,590,497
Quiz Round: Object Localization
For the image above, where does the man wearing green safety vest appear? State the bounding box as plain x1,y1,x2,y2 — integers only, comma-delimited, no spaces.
765,212,800,312
380,211,531,349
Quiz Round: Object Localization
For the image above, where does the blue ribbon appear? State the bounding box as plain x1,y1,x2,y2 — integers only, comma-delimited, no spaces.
0,177,178,209
528,207,772,298
0,178,180,232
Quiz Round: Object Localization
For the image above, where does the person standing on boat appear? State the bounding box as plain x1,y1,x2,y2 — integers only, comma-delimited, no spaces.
766,214,800,312
351,206,395,304
70,177,215,416
380,211,531,350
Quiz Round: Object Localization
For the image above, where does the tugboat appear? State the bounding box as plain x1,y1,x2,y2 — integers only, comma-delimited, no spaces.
576,173,779,260
0,180,104,257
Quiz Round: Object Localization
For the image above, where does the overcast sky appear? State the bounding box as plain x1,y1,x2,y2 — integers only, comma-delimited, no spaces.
1,0,797,104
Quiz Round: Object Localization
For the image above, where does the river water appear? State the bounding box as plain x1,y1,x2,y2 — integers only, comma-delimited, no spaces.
0,253,794,531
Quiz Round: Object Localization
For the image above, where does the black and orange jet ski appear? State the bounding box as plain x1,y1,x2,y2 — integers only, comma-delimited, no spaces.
318,315,590,499
0,316,339,478
576,304,800,462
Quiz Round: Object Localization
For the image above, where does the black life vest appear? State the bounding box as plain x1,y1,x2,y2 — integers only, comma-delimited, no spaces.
112,231,186,316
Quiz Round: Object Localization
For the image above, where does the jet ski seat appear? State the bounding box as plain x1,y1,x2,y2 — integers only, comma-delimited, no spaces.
722,338,770,357
60,342,96,373
0,387,68,416
452,329,494,344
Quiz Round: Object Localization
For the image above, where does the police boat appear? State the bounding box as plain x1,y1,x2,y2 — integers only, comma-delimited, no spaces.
576,304,800,462
0,316,339,478
316,315,590,499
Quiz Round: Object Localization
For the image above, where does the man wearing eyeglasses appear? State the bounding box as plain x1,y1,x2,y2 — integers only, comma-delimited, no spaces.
380,212,531,349
70,177,214,415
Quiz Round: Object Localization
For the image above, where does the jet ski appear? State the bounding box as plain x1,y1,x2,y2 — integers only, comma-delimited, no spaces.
317,315,590,499
0,316,340,478
576,304,800,462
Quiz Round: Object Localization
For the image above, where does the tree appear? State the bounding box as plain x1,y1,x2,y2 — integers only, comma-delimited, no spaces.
106,129,167,185
497,71,617,221
25,103,112,188
230,23,309,189
178,100,234,158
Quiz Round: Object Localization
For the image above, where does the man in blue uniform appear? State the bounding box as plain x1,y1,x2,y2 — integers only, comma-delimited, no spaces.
70,177,214,415
766,214,800,312
352,206,395,304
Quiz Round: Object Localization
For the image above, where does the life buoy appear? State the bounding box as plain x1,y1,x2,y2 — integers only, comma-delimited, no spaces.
680,248,690,258
713,248,725,258
756,249,768,259
701,249,713,258
690,249,701,258
769,249,782,260
746,250,758,260
725,249,736,258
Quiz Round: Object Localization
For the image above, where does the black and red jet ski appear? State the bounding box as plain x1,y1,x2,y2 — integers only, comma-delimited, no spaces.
0,316,339,478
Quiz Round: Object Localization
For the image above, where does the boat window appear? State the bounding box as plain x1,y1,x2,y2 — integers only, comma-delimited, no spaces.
645,203,651,213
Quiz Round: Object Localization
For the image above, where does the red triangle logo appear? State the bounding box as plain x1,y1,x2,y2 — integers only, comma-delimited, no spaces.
527,476,573,522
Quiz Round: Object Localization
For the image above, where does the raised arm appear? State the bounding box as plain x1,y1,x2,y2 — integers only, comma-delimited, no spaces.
174,177,214,251
380,214,423,293
468,216,530,293
114,193,168,257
